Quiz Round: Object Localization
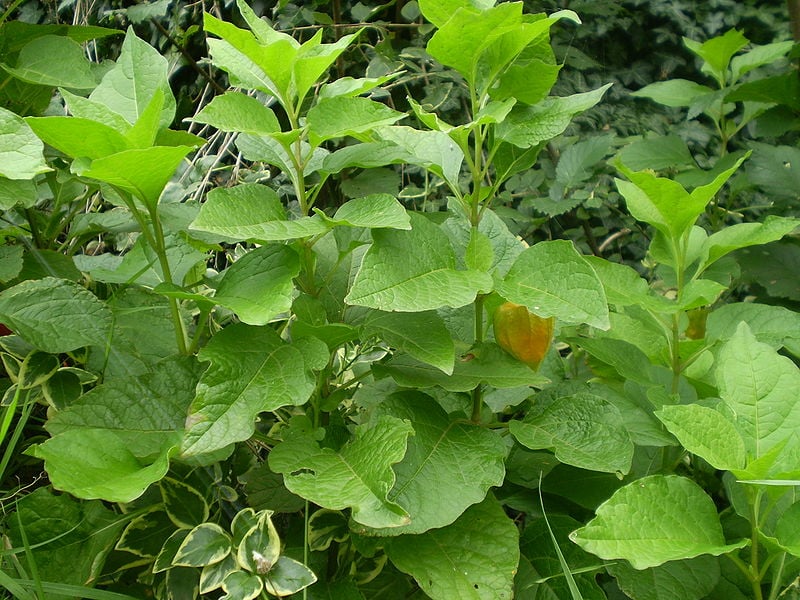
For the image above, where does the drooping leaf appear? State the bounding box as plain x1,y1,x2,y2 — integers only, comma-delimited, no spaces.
269,416,414,528
361,391,507,535
385,495,519,600
346,212,492,312
29,356,202,502
495,240,609,329
510,392,634,474
0,277,112,353
699,215,799,271
0,106,50,179
571,475,748,569
0,35,97,90
181,324,329,459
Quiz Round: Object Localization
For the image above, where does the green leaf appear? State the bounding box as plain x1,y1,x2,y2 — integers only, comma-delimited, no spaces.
774,501,800,557
28,356,201,502
510,392,634,474
0,177,37,210
376,342,548,392
607,556,721,600
346,213,492,311
582,255,658,308
269,416,414,528
307,96,405,145
555,135,614,187
683,29,748,83
189,183,328,243
699,215,799,271
617,135,695,171
0,246,24,281
418,0,494,28
174,523,232,567
0,277,112,353
730,40,793,82
717,323,800,460
263,556,318,597
214,245,300,325
706,302,800,356
90,27,175,127
77,146,196,208
191,91,280,135
0,106,50,179
200,554,237,593
655,405,746,471
362,310,455,374
495,239,609,329
26,116,131,159
496,84,611,148
442,209,524,278
237,509,281,573
60,89,132,133
181,324,329,459
375,126,464,190
221,570,262,600
615,155,747,240
362,391,507,535
631,79,714,108
385,495,519,600
325,194,411,230
161,477,209,528
570,475,748,569
1,35,96,90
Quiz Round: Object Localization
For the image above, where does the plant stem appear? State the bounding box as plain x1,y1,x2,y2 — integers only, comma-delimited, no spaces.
471,293,486,423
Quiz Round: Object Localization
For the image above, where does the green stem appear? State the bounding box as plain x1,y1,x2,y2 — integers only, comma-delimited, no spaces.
750,489,765,600
471,293,486,423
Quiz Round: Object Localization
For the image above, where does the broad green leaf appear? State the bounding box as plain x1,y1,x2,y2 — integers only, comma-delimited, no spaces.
174,523,232,567
683,29,748,83
510,392,633,474
362,391,507,535
86,287,180,379
29,356,201,502
321,141,413,174
117,510,174,558
204,34,284,98
385,495,518,600
706,303,800,356
555,135,614,187
234,132,300,179
496,84,611,148
0,177,37,210
730,40,793,82
307,96,405,145
89,27,176,127
441,209,524,278
495,240,609,329
582,256,659,308
319,74,398,100
774,502,800,557
191,91,280,135
269,416,414,528
124,88,168,148
60,89,132,133
607,556,721,600
26,116,130,159
418,0,494,27
6,487,125,588
655,405,746,471
631,79,714,107
214,245,300,325
200,554,238,593
326,194,411,230
570,475,748,569
376,342,548,392
181,324,329,459
0,106,50,179
0,277,111,353
617,135,695,171
292,30,359,105
77,146,196,208
492,55,560,106
362,310,454,374
346,213,492,311
573,337,655,385
717,323,800,459
616,155,747,240
699,215,799,271
189,183,328,243
160,477,209,528
1,35,96,90
263,556,318,597
375,126,464,190
0,245,24,281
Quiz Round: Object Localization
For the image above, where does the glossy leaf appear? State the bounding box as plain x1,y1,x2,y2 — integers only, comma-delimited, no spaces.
173,523,232,567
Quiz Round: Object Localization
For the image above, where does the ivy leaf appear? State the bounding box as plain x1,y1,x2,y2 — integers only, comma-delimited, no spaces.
269,416,414,529
28,356,201,503
181,324,329,460
0,106,50,179
346,213,492,312
655,404,746,471
361,391,507,536
716,323,800,460
213,245,301,326
0,277,112,353
510,392,634,474
495,240,610,329
570,475,749,569
385,495,519,600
